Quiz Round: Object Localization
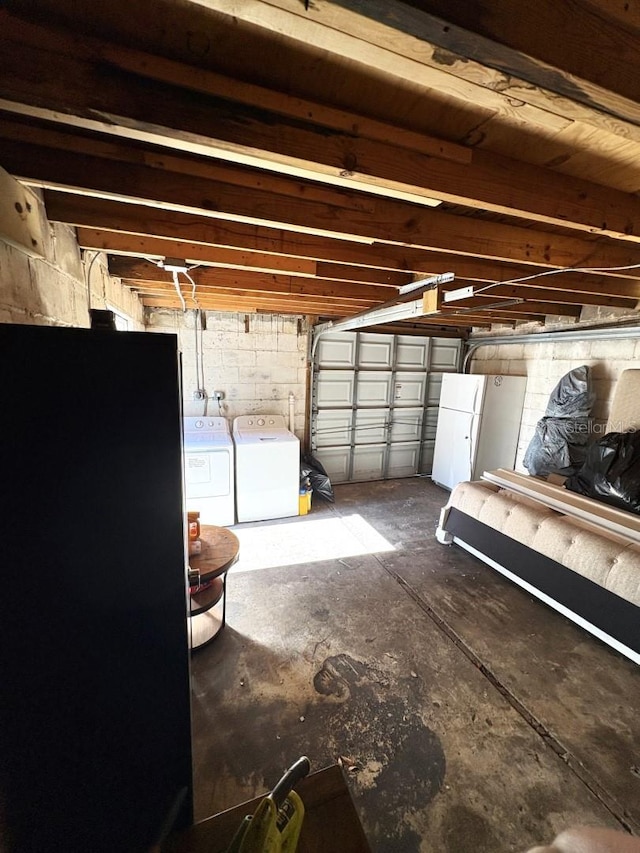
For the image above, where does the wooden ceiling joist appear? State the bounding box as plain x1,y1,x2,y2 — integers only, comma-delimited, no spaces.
4,131,640,274
107,258,396,302
140,293,379,314
83,226,640,309
78,229,408,288
355,0,640,111
47,193,640,290
2,11,640,239
1,0,639,330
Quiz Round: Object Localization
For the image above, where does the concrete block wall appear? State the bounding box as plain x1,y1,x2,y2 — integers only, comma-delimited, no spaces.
146,309,310,439
470,336,640,471
0,189,143,329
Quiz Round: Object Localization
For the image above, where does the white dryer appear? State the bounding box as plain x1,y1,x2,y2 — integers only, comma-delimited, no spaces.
183,416,235,527
233,415,300,523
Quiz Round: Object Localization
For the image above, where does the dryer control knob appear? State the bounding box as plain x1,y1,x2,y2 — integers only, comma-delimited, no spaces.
257,418,265,426
195,420,204,428
268,419,275,424
247,419,253,425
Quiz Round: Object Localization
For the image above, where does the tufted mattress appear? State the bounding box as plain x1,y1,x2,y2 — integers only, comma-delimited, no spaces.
444,480,640,608
436,367,640,662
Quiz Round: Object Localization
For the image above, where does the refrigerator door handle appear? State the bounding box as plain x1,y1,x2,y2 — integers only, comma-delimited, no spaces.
472,381,480,414
469,414,479,477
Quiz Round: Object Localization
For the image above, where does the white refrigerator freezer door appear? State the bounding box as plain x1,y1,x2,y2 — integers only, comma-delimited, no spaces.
439,373,486,414
432,408,477,490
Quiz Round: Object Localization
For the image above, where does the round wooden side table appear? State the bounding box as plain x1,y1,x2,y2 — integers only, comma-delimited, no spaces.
188,525,239,650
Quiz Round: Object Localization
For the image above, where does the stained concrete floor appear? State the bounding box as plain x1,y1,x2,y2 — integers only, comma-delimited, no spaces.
190,478,640,852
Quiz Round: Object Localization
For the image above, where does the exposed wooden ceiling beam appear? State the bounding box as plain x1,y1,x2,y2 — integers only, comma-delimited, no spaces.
203,0,640,137
48,193,640,290
4,131,640,274
438,299,582,318
11,0,640,144
2,12,640,239
49,195,640,300
132,281,374,305
96,35,469,164
108,258,396,302
380,0,640,109
77,229,406,288
451,285,636,310
80,226,640,308
140,294,378,316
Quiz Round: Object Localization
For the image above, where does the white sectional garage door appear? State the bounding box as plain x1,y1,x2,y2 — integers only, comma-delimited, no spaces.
312,333,462,483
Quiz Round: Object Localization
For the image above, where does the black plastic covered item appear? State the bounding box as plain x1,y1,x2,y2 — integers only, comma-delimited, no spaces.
566,431,640,514
543,364,595,419
523,365,596,477
523,417,592,477
300,453,335,502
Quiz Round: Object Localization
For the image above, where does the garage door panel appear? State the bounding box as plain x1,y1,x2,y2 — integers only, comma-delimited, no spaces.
352,445,386,481
315,447,351,483
393,372,427,406
315,410,353,447
316,370,355,407
396,335,430,370
388,442,420,478
390,408,423,442
313,332,462,484
358,333,393,368
317,333,356,368
356,372,392,407
354,408,389,444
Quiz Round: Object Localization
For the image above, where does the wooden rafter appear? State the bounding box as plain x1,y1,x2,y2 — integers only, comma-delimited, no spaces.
2,11,640,239
4,130,640,273
47,194,640,289
0,0,638,330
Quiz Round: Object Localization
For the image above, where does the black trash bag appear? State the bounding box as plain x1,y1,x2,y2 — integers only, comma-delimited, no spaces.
566,431,640,514
523,417,592,477
523,365,596,477
300,453,335,502
543,364,595,419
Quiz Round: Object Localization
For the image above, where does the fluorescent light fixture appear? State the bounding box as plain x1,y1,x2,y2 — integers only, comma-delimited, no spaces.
398,271,455,296
444,285,475,302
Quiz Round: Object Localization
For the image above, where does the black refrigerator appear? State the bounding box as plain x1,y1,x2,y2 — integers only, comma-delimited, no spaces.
0,323,193,852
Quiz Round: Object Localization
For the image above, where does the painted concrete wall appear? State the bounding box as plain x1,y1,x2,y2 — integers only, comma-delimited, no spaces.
470,337,640,471
146,309,309,439
0,189,143,329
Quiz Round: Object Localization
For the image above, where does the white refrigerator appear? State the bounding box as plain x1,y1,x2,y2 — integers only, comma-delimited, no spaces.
432,373,527,490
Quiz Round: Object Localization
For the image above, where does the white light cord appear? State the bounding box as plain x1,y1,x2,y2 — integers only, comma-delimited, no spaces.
171,270,186,312
184,270,198,305
473,261,640,296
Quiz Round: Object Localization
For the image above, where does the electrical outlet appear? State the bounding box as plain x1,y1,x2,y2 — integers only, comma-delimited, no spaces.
192,389,206,401
213,390,225,401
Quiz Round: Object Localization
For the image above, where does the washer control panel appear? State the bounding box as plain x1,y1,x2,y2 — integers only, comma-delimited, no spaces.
183,416,230,442
233,415,287,431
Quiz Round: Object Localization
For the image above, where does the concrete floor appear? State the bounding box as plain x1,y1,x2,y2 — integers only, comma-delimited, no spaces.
190,479,640,853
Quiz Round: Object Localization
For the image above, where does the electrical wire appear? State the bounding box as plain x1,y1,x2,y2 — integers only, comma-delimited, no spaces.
184,270,199,306
194,308,201,390
199,309,205,388
85,251,101,314
171,271,187,312
472,261,640,296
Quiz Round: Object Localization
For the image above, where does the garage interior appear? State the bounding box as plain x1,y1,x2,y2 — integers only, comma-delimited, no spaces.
1,1,639,852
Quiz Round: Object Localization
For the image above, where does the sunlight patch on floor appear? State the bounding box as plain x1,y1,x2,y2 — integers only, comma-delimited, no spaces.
231,513,395,572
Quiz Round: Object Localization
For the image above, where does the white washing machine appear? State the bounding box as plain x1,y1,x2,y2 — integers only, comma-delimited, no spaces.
183,416,235,527
233,415,300,523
